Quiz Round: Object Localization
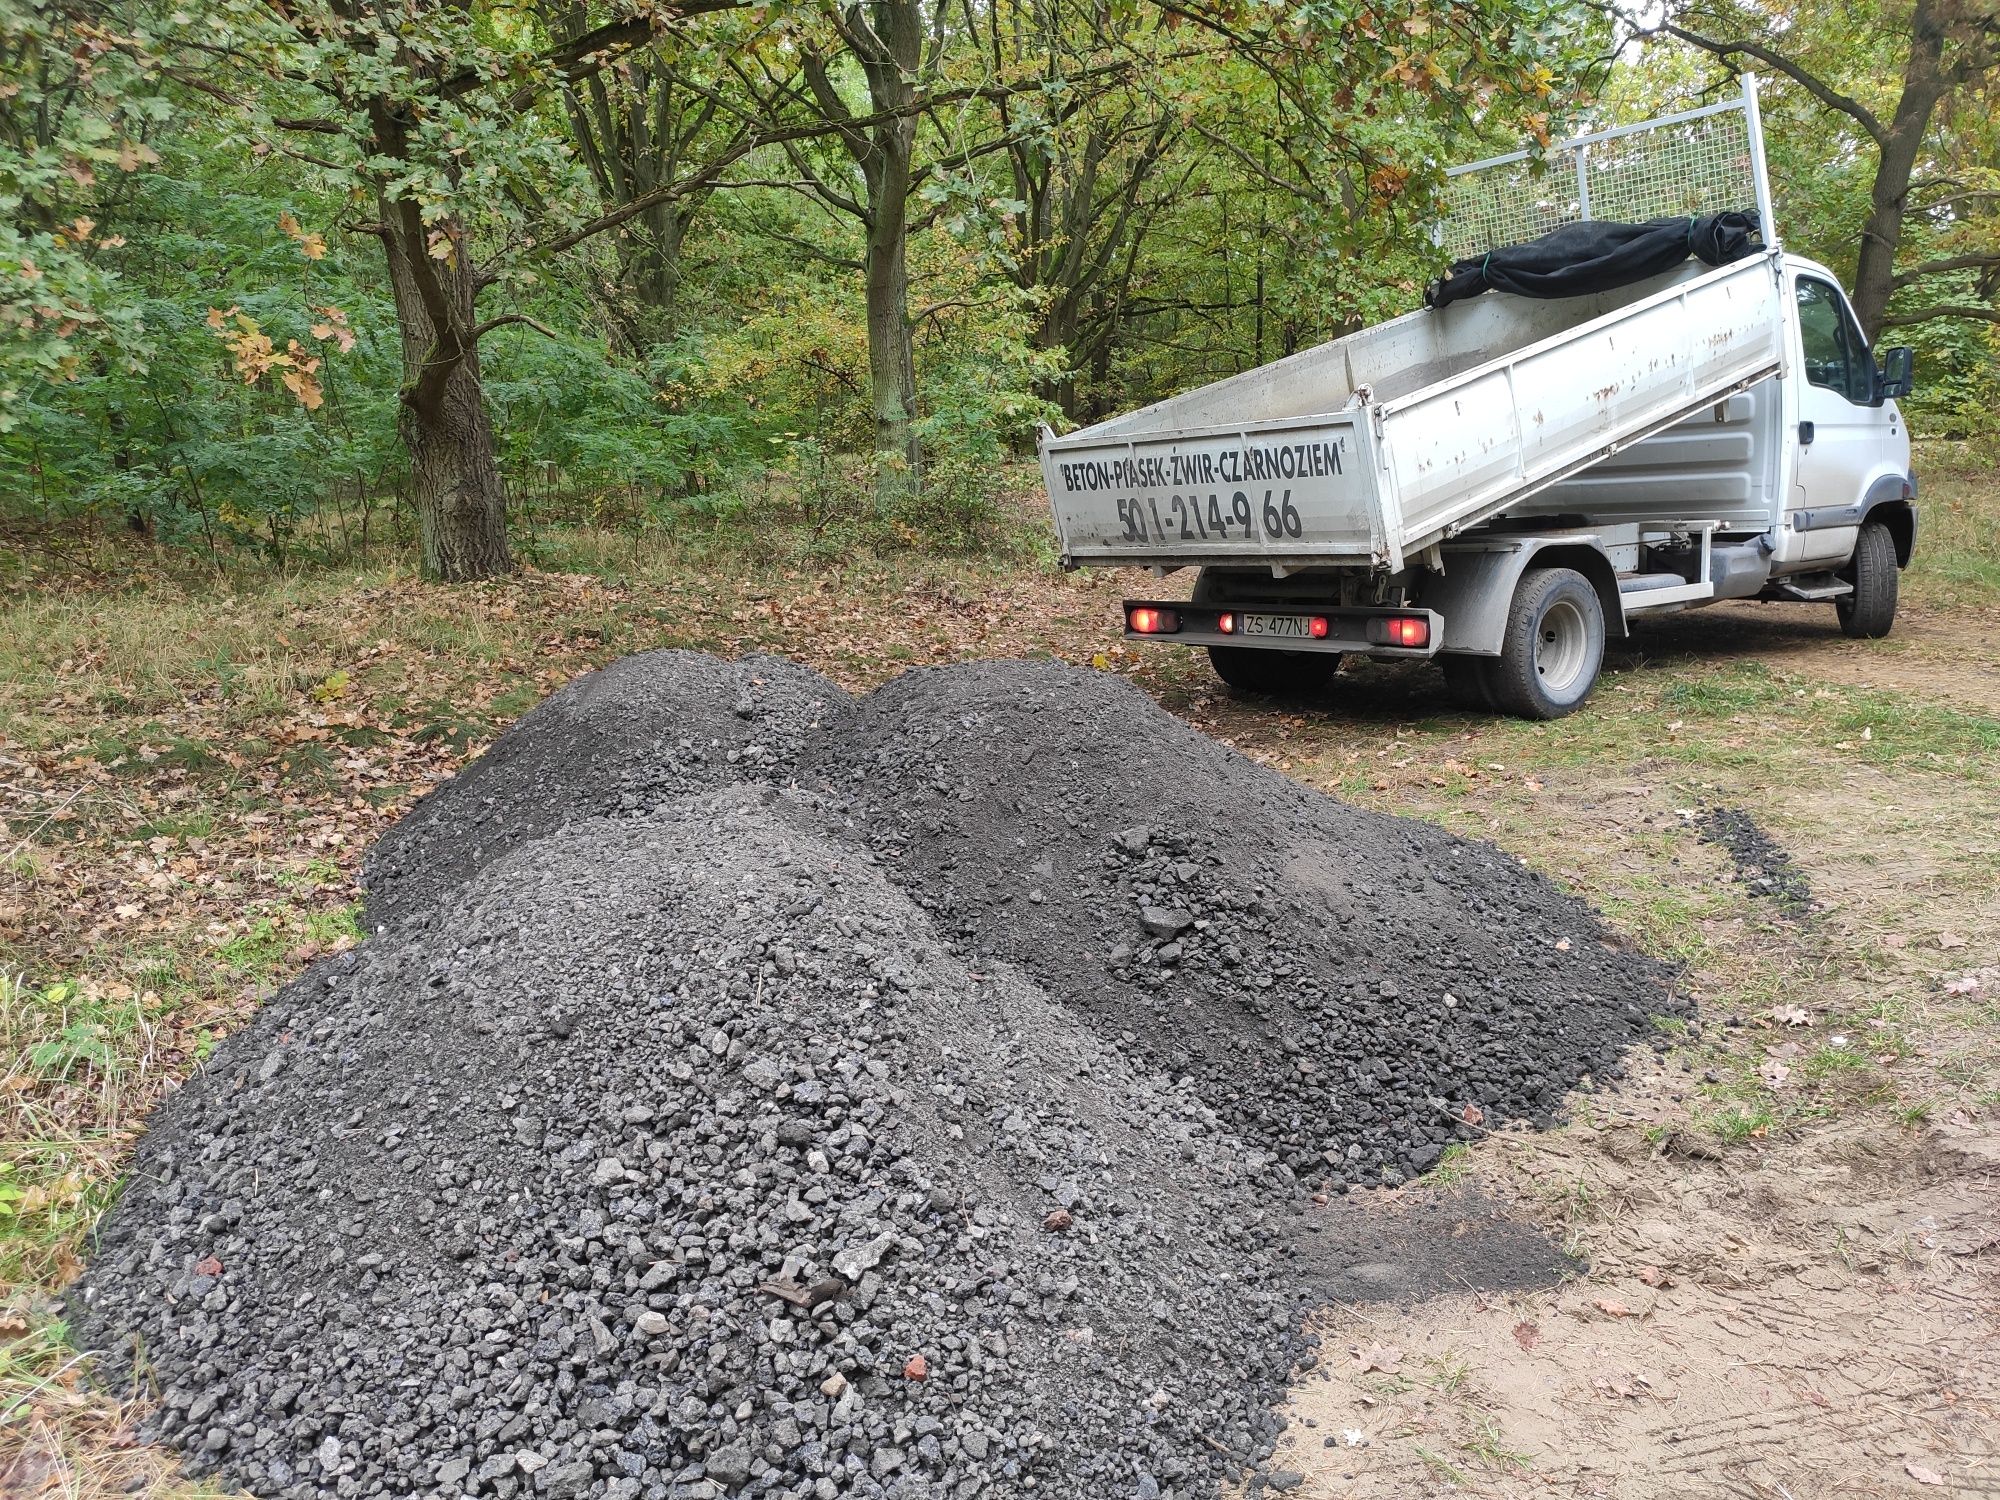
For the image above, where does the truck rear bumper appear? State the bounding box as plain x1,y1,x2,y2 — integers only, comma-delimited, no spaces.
1122,601,1442,658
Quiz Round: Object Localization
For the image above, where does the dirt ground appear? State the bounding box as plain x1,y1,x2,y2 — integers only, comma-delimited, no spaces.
1177,600,2000,1500
1265,1090,1999,1498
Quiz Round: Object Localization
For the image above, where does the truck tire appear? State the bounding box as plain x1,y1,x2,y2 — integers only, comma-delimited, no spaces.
1489,567,1605,720
1193,569,1339,696
1205,645,1338,696
1837,520,1898,639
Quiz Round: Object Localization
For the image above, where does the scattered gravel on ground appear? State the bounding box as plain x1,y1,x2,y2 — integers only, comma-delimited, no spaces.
74,655,1682,1500
1697,806,1815,915
362,651,847,927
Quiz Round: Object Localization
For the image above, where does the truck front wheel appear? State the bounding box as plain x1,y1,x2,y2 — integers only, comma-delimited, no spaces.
1837,520,1898,639
1491,567,1605,720
1205,645,1339,696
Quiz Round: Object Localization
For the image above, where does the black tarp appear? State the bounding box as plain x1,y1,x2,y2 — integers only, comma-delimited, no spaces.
1424,211,1763,309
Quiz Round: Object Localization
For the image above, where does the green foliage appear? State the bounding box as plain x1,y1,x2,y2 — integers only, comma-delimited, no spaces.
0,0,168,429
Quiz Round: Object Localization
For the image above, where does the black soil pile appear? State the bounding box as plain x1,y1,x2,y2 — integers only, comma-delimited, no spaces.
363,651,847,926
802,660,1680,1186
74,653,1681,1500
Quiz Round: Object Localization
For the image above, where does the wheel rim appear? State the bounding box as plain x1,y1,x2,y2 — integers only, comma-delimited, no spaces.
1534,598,1590,695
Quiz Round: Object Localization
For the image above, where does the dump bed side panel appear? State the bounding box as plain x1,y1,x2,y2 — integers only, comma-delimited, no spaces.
1379,257,1785,552
1040,414,1380,568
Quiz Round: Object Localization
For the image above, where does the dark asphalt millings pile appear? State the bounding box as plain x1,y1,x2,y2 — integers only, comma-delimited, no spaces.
802,660,1681,1185
74,651,1682,1500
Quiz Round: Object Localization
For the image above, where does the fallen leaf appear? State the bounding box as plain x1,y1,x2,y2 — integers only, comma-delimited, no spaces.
1042,1208,1073,1233
194,1255,222,1277
1554,937,1572,952
1759,1059,1791,1089
1771,1003,1811,1027
1593,1297,1631,1318
1460,1102,1484,1126
1938,933,1966,950
1637,1265,1671,1288
1905,1461,1944,1486
1353,1343,1403,1374
1511,1320,1539,1351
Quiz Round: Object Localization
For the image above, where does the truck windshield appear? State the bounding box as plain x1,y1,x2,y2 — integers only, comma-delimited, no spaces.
1796,277,1872,404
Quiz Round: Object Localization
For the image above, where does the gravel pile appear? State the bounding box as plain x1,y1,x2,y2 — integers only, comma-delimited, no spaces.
363,651,847,926
802,660,1680,1186
75,653,1680,1500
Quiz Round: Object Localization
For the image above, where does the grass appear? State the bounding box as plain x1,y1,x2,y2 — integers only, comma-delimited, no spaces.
1460,1414,1534,1471
1424,1142,1476,1186
1905,444,2000,605
1415,1444,1469,1485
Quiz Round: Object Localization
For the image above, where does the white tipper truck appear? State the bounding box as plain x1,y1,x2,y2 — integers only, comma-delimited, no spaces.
1036,79,1919,719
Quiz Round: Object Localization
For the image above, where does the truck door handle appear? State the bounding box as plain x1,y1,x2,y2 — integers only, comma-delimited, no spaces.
1798,420,1814,446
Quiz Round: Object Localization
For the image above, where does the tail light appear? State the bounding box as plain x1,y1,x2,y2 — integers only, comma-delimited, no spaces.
1218,612,1236,634
1127,606,1180,634
1367,615,1430,648
1308,616,1330,639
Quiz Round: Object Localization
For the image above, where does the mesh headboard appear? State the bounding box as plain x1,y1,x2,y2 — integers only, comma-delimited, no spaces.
1436,76,1776,263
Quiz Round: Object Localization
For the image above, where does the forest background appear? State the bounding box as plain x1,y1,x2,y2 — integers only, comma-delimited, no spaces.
4,0,1997,580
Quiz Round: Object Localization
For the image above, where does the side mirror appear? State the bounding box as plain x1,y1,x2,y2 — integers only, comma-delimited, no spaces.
1875,345,1915,403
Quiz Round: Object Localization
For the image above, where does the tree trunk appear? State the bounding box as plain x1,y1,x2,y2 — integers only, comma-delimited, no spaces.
630,198,686,330
1850,0,1951,341
849,18,922,507
380,204,511,581
405,361,509,582
863,188,921,498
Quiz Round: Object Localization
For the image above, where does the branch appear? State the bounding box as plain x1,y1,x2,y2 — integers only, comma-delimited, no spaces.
733,218,865,270
445,1,754,109
163,67,346,134
533,77,1076,256
472,313,561,341
1892,253,2000,286
1879,303,2000,327
1612,8,1888,146
1914,189,2000,214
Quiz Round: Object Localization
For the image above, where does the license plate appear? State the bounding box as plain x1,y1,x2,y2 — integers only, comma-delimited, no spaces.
1239,612,1312,639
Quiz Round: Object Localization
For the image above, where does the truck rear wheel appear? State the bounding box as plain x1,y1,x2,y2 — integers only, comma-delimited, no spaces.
1192,567,1338,696
1490,567,1604,720
1205,645,1338,696
1837,520,1898,639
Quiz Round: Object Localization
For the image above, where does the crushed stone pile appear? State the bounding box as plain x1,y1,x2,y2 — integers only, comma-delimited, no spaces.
364,652,847,926
74,652,1681,1500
